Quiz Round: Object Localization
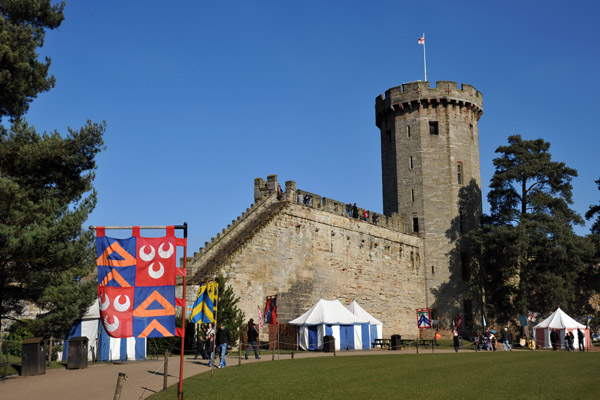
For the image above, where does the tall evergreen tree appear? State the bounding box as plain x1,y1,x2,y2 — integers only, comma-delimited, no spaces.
0,0,66,120
0,1,105,337
470,135,590,323
215,275,245,346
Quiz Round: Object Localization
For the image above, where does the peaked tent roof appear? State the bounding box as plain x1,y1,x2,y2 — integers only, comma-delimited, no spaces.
533,307,586,329
346,300,382,325
289,299,370,326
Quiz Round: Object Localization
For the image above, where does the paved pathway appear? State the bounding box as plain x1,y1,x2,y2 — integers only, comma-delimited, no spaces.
1,348,465,400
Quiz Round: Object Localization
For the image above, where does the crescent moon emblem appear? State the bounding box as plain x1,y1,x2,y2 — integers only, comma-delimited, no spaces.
158,242,174,259
148,262,165,279
114,295,131,312
139,245,155,262
99,293,110,311
104,315,119,332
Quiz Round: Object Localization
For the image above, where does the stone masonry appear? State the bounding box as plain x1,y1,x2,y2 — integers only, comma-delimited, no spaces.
186,176,425,337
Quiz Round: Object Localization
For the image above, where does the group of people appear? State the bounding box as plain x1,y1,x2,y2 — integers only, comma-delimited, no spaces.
194,322,231,368
345,203,378,224
550,328,585,351
193,319,261,369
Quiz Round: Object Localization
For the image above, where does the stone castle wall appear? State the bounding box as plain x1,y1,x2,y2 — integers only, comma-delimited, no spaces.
186,185,425,337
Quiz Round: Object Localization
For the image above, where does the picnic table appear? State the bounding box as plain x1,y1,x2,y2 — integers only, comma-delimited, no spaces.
372,338,391,349
416,339,439,348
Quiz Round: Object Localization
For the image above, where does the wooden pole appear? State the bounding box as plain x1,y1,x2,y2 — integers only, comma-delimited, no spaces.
417,330,420,354
163,351,169,391
211,282,219,381
277,323,280,361
47,338,53,367
177,226,188,400
113,372,126,400
238,324,242,367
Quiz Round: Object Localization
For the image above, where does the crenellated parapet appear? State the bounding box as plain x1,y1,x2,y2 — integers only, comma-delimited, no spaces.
375,80,483,124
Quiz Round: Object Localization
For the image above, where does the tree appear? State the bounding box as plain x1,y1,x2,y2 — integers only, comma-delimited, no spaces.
470,135,590,323
585,178,600,235
0,0,66,120
215,275,245,346
0,1,105,338
0,120,105,336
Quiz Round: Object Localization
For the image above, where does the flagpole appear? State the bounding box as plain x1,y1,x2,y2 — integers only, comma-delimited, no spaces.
210,281,219,381
422,32,427,82
177,223,188,400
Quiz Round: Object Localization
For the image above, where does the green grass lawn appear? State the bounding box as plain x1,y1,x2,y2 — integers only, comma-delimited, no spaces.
150,351,599,400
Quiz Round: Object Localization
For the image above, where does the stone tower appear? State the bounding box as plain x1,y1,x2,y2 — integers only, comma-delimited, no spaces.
375,80,483,323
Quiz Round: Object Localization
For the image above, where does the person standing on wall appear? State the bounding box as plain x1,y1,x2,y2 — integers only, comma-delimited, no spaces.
245,319,261,360
502,328,512,351
216,322,231,368
276,184,283,200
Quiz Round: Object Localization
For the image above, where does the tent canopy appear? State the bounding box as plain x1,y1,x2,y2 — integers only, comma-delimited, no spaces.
346,300,382,325
289,299,369,326
533,308,586,329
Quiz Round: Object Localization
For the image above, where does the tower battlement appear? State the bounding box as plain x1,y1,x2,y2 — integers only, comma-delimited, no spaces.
375,81,483,119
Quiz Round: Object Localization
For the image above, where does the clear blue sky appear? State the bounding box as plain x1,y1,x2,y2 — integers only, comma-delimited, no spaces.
24,0,600,252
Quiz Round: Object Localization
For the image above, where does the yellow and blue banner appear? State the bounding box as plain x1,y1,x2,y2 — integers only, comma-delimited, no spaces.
190,280,218,324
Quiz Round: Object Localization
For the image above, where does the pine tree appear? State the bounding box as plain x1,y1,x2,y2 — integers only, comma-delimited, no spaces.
215,275,245,346
470,135,591,323
0,1,105,337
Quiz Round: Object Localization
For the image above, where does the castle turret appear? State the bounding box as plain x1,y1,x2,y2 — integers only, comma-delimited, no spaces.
375,80,483,322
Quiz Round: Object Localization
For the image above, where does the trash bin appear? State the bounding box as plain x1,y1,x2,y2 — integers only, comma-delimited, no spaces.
323,335,335,352
21,338,46,376
391,334,402,350
67,337,89,369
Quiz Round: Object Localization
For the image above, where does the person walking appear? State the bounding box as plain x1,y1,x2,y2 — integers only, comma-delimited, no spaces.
206,323,215,366
567,331,575,351
245,319,261,360
577,328,585,351
215,322,231,368
501,328,512,351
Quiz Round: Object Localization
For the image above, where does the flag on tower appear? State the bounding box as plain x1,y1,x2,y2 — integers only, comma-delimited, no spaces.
418,36,425,45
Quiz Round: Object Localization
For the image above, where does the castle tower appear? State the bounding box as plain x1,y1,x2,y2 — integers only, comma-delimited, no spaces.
375,81,483,322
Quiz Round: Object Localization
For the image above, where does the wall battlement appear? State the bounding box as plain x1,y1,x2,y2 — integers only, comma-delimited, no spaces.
254,175,408,234
375,80,483,118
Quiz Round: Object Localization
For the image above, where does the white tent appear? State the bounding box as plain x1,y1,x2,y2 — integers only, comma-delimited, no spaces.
346,300,383,349
63,299,146,362
289,299,370,351
533,307,591,350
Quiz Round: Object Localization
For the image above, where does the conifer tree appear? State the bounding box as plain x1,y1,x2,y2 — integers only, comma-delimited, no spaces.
470,135,590,322
0,1,105,337
215,275,245,346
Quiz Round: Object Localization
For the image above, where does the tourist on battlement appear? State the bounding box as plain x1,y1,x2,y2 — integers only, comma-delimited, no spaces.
363,210,368,221
277,184,283,200
352,203,358,218
346,202,352,217
304,193,311,205
372,214,379,224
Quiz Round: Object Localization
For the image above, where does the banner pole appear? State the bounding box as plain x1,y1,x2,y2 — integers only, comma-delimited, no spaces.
178,222,188,400
211,282,219,381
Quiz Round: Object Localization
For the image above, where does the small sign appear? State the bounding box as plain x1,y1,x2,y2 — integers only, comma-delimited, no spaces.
417,308,431,329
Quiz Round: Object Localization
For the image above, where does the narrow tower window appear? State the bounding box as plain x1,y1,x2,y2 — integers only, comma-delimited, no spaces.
411,189,415,203
409,156,414,169
406,125,411,138
457,162,463,185
412,217,419,233
429,121,439,135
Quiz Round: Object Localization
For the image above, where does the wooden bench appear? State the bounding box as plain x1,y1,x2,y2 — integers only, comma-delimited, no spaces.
372,338,391,349
417,330,440,348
